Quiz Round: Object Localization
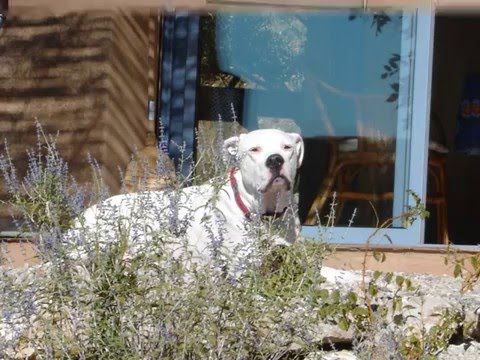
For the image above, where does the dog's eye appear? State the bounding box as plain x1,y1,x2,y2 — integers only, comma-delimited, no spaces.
283,144,293,150
249,147,261,153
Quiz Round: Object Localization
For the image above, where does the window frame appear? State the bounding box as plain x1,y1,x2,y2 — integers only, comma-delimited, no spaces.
301,9,436,245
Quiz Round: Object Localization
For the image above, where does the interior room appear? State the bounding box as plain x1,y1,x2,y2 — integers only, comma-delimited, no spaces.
430,14,480,245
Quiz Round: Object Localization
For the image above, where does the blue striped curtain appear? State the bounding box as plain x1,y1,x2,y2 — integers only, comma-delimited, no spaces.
157,13,200,178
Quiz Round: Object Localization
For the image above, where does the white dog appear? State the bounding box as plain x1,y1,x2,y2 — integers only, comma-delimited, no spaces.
71,129,304,273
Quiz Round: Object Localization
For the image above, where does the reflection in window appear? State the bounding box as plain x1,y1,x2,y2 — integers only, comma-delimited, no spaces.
197,11,414,228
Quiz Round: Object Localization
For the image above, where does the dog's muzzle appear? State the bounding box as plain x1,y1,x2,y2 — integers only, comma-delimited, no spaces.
264,154,290,190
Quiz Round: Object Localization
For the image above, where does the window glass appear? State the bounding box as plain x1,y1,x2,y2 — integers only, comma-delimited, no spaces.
197,10,414,228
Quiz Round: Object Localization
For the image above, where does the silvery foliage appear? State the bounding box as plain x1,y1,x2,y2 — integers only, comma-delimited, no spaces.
0,121,305,357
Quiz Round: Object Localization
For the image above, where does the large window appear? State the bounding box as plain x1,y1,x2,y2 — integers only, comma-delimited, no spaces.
195,10,434,245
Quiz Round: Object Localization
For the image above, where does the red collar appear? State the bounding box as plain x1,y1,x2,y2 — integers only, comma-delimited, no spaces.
229,168,251,220
229,168,287,220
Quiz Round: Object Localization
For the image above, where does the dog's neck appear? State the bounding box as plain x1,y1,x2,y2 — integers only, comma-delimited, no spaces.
229,168,290,219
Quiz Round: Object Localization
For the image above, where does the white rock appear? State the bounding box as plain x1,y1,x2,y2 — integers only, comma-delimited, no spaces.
320,266,363,285
305,350,358,360
438,341,480,359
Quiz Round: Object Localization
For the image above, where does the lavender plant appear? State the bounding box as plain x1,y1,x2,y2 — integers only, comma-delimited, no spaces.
0,121,453,360
0,123,86,234
0,122,334,358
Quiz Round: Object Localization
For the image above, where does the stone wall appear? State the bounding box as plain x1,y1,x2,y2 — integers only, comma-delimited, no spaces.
0,10,154,230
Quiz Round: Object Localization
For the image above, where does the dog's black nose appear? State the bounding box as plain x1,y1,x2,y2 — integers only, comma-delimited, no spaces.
265,154,284,170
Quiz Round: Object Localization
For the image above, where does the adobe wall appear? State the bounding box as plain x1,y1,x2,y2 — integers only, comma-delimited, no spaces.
0,10,154,230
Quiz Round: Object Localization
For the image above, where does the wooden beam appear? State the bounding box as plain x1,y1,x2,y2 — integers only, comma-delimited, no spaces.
10,0,206,14
325,245,480,277
10,0,480,14
9,0,437,14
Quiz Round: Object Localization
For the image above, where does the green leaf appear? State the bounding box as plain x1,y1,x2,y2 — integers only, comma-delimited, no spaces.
338,317,350,331
353,307,370,317
317,289,329,300
384,272,393,284
373,251,386,263
405,278,413,290
454,264,462,278
393,314,404,325
470,256,480,270
331,290,341,304
395,275,405,288
347,292,358,304
394,297,403,312
373,270,382,281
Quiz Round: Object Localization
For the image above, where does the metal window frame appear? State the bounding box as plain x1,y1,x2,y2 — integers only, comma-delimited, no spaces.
302,10,435,245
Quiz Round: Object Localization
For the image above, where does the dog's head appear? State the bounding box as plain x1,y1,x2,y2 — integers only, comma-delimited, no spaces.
224,129,304,211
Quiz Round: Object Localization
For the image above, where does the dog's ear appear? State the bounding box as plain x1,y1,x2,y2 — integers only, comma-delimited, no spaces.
223,135,240,163
289,133,304,168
